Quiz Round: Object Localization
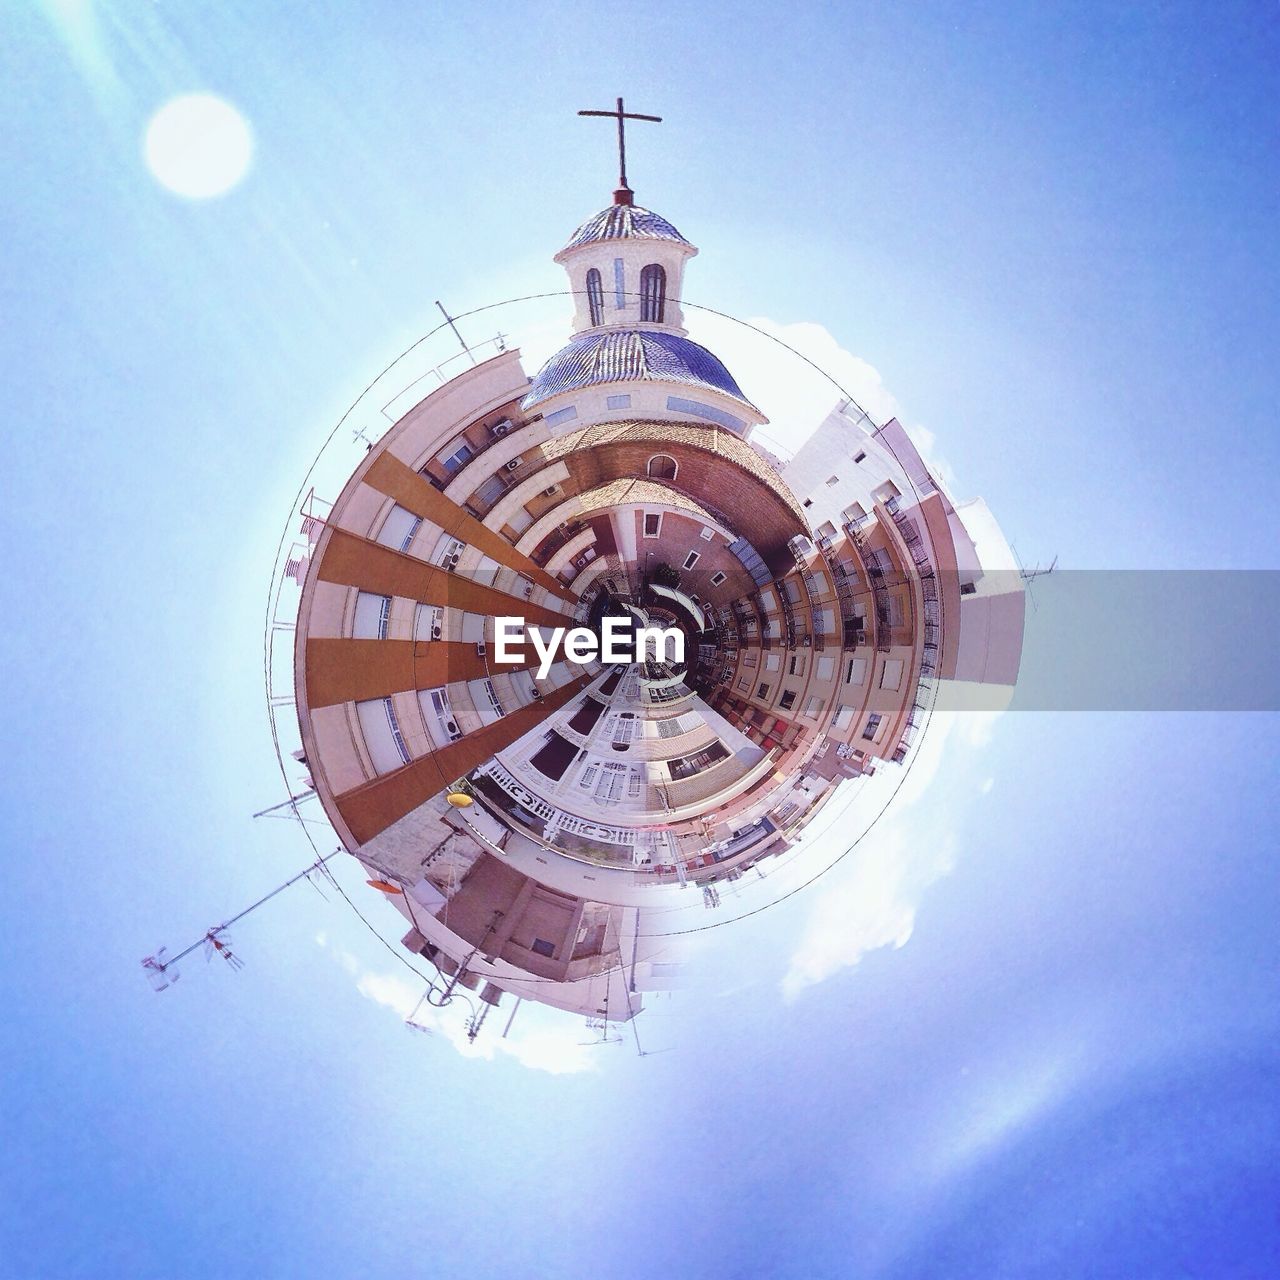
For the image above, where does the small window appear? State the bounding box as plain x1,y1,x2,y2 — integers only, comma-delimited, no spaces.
354,591,392,640
376,504,422,552
699,526,714,541
779,690,796,711
647,454,678,481
683,551,700,571
531,938,556,958
643,512,662,538
667,741,729,781
586,268,604,326
607,393,631,409
415,604,443,641
438,440,474,474
710,571,726,586
639,263,667,323
961,581,977,596
474,473,506,506
853,451,866,464
826,475,840,487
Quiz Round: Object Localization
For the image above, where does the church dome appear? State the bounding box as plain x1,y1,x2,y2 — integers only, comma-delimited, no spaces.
522,329,754,410
559,203,692,255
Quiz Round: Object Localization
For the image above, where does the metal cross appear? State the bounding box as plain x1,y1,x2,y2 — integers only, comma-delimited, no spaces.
578,97,662,202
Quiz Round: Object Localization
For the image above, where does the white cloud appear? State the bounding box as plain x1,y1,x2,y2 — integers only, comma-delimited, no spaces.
682,313,960,497
779,713,967,999
780,825,958,1000
744,312,1004,999
315,935,598,1075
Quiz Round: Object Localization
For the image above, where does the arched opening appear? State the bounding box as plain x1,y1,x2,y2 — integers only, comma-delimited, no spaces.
639,263,666,323
647,454,678,481
586,268,604,326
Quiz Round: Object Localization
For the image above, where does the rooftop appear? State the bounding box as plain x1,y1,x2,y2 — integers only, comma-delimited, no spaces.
522,330,753,410
559,203,693,254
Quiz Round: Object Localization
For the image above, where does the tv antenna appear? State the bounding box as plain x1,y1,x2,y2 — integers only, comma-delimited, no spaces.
141,849,343,990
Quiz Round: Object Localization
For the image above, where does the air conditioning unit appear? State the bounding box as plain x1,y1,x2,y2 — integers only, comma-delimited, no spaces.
475,641,487,657
446,719,460,738
489,419,513,437
431,625,442,640
802,635,812,647
542,485,559,497
531,687,542,700
505,458,523,472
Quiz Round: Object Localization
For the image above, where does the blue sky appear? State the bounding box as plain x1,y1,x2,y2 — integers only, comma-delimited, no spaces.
2,2,1278,1277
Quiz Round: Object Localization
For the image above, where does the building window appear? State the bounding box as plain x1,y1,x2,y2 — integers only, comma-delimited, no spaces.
647,454,678,481
853,451,867,464
438,440,474,474
643,512,662,538
594,761,627,801
667,741,729,781
804,696,822,719
826,475,839,486
699,526,714,541
862,712,883,742
474,473,506,507
531,938,556,958
757,683,771,699
683,550,700,571
415,604,443,641
639,263,666,322
419,686,462,748
606,393,631,409
586,267,604,326
779,690,797,711
354,591,392,639
710,571,726,586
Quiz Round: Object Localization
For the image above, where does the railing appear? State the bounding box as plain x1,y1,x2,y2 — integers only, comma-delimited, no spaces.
378,333,510,422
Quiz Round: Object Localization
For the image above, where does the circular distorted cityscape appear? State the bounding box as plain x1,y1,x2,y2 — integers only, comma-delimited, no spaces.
284,170,1025,1035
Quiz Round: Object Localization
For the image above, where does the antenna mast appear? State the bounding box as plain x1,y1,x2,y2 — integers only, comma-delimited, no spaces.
141,850,343,990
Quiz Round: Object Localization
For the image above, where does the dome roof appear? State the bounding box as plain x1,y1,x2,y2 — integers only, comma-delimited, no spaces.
560,203,692,254
522,330,754,411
